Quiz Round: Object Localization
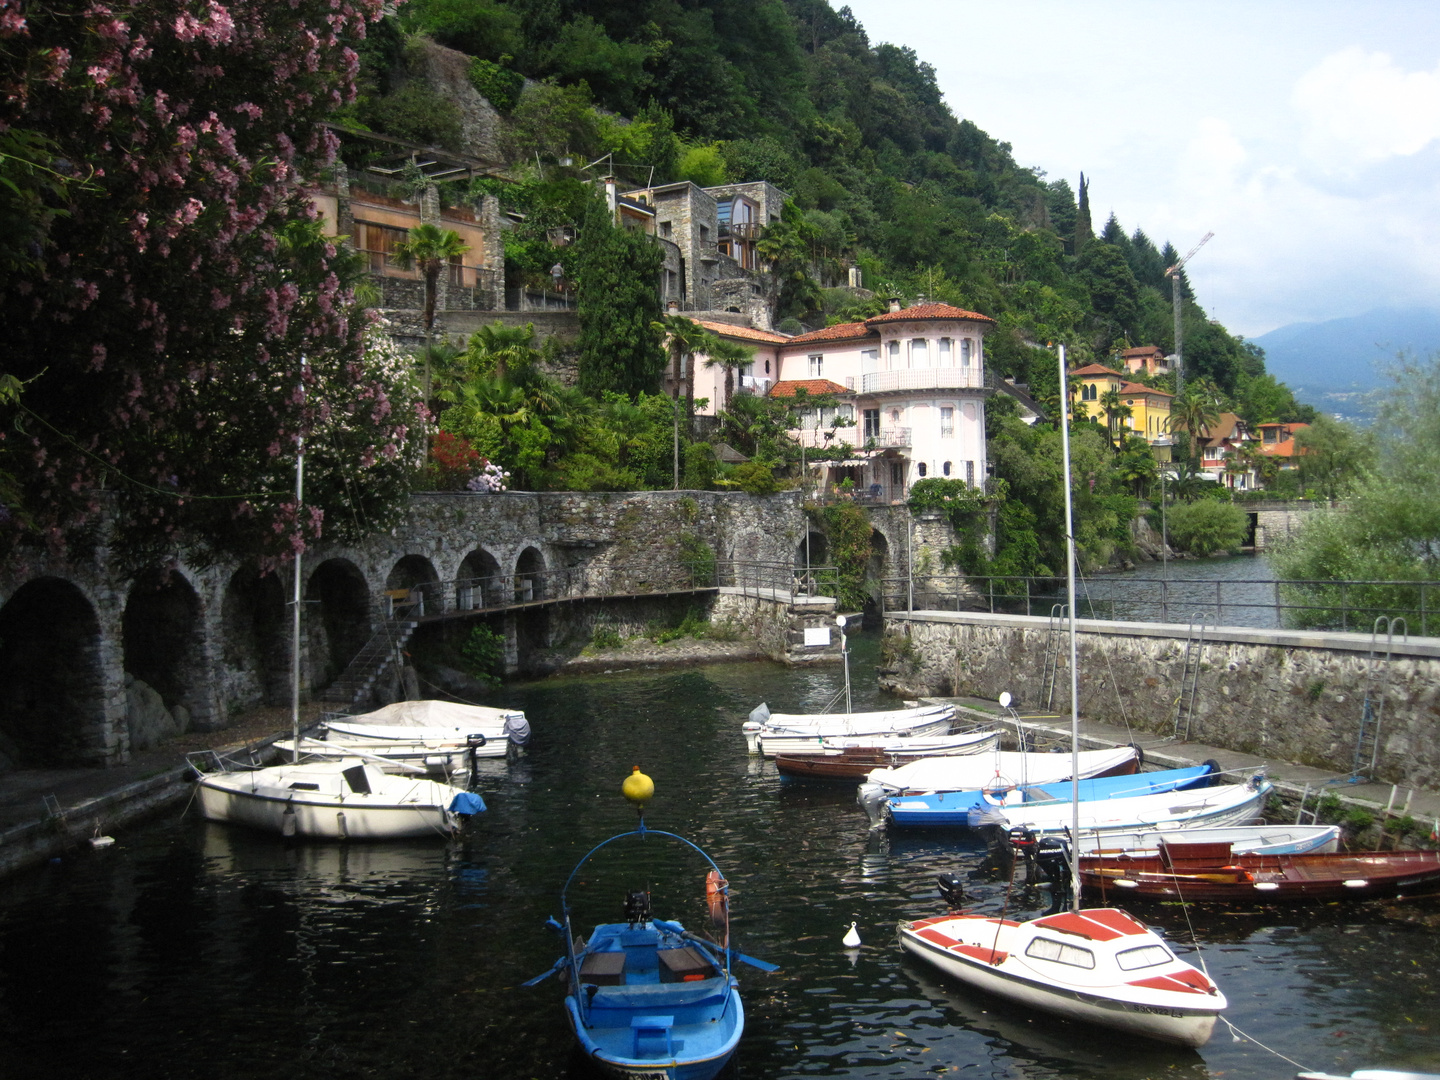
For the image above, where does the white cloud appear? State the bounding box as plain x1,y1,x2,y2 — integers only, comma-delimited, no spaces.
1293,48,1440,166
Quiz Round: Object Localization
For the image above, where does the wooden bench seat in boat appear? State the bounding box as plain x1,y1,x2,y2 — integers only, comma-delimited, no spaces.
659,946,718,982
578,951,626,986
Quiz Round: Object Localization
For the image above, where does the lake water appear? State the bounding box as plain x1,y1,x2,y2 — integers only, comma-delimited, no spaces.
1065,555,1284,629
3,634,1439,1080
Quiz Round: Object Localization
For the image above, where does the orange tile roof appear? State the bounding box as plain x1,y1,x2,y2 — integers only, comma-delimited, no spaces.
768,379,852,397
693,319,789,345
1122,346,1164,357
866,302,995,325
1257,422,1309,457
1071,364,1126,378
1120,382,1172,397
782,321,877,346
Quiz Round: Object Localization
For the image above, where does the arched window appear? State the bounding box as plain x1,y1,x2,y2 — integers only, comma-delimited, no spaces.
943,461,952,476
917,462,928,478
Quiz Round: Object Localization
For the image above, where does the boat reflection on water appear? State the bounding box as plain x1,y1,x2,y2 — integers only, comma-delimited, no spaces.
900,954,1211,1078
199,822,450,897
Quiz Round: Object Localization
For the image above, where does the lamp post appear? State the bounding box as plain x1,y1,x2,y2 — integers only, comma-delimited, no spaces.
836,613,852,714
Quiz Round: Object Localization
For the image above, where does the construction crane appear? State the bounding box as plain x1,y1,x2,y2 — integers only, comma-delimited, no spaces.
1165,231,1213,399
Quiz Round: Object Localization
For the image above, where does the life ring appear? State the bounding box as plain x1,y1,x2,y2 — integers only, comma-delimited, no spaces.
705,870,728,925
982,787,1013,807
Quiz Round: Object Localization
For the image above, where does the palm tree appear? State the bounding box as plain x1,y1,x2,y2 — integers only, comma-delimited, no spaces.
463,321,540,382
1098,387,1132,449
703,336,756,410
651,315,713,488
1168,388,1221,467
393,224,470,397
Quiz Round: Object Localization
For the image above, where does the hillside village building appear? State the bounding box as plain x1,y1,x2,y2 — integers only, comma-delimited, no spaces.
1198,412,1258,490
687,300,994,503
1069,364,1173,458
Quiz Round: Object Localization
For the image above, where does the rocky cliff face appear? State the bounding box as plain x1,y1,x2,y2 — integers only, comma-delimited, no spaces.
413,39,507,163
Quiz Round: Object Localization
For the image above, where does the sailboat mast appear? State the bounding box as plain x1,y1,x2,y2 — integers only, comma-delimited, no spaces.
1057,343,1081,912
291,358,307,763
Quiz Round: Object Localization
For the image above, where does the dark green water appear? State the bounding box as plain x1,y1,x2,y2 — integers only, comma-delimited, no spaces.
3,633,1440,1080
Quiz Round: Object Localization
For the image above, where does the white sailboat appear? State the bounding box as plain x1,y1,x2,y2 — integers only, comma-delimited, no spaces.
897,342,1227,1047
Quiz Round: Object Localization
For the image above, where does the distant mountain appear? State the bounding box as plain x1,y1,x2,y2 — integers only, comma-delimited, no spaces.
1252,307,1440,393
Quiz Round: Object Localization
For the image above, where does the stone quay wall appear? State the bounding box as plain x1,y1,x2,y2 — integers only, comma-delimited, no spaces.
878,610,1440,790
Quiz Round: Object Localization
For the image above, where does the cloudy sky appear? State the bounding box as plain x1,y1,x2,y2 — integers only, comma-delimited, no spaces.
839,0,1440,339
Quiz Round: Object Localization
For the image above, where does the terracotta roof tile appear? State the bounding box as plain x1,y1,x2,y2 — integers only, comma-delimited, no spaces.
1071,364,1126,378
693,319,789,344
782,321,877,346
1120,382,1173,397
768,379,851,397
1122,346,1164,357
866,302,996,325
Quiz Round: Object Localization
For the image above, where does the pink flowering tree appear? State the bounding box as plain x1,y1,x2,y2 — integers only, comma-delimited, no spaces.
0,0,426,567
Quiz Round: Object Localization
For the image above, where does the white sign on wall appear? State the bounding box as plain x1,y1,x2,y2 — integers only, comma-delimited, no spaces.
804,627,832,647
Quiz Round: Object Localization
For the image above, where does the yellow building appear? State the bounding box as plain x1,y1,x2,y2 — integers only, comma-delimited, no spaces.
1069,364,1173,459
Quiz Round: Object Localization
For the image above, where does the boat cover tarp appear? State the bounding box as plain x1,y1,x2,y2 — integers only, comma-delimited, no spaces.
866,746,1137,793
448,791,487,815
344,700,523,728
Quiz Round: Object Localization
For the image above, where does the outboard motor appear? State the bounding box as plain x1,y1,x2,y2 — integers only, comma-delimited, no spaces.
504,713,532,761
624,889,651,928
968,803,1014,880
1008,826,1040,885
1033,837,1074,914
936,873,967,911
857,782,890,828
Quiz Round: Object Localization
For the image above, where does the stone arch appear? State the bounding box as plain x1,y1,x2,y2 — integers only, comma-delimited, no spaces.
458,547,504,609
864,528,892,622
124,568,207,746
0,577,105,767
513,608,551,672
307,558,371,686
221,565,288,709
386,554,441,615
796,530,828,569
515,546,545,603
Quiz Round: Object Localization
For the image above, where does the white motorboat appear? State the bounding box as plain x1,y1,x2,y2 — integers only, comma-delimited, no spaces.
857,746,1139,823
1073,822,1341,858
743,702,954,754
759,727,997,759
962,773,1272,838
191,757,483,840
324,699,530,754
898,907,1226,1047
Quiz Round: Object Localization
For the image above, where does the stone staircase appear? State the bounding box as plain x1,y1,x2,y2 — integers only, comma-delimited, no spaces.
319,618,418,706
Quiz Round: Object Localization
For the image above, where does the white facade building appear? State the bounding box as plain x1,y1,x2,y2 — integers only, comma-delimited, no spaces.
772,300,994,502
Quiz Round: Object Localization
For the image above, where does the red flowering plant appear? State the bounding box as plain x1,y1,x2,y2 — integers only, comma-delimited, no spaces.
0,0,426,569
427,430,480,491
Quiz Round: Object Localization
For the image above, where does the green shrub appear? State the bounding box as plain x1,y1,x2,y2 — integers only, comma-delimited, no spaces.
467,58,524,112
1164,499,1248,556
590,625,623,650
730,461,780,494
460,624,506,690
677,533,716,586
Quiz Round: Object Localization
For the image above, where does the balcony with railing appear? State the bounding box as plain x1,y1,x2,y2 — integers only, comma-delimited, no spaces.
861,366,985,394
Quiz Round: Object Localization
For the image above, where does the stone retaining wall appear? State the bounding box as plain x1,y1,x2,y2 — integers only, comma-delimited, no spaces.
879,611,1440,789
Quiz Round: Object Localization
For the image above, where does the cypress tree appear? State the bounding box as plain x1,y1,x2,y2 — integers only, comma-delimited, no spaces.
1074,172,1092,257
573,198,666,398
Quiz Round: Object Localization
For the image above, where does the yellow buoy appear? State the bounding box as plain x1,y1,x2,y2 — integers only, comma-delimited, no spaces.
622,766,655,807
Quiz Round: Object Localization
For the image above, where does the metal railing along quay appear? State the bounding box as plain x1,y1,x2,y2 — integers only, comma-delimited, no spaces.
878,574,1438,635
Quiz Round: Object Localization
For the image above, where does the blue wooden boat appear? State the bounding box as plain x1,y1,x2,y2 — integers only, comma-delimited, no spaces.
885,763,1219,828
526,769,775,1080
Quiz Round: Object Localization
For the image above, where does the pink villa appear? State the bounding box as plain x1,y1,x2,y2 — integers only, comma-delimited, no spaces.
687,299,994,502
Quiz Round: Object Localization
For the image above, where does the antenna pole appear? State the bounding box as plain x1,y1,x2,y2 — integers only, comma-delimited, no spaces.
290,356,307,763
1058,343,1081,911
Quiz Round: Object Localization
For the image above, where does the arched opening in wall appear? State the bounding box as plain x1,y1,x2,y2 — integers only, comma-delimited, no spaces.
123,568,205,741
864,528,891,627
795,531,828,570
221,565,288,709
307,559,371,687
515,547,545,603
458,548,503,610
386,554,441,617
513,607,550,673
0,578,104,766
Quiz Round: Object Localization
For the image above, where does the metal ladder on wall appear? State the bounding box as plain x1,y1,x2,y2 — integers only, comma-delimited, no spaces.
1172,616,1209,742
1351,616,1407,782
1038,604,1067,712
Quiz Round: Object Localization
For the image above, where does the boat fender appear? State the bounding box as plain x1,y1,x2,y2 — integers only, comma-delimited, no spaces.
282,803,297,838
1128,742,1145,769
1202,758,1222,786
336,811,347,840
705,870,729,925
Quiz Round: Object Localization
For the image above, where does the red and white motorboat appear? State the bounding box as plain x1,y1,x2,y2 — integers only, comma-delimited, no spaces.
898,906,1226,1047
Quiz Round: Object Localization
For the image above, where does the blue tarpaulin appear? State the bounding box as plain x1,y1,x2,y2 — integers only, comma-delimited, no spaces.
449,791,487,816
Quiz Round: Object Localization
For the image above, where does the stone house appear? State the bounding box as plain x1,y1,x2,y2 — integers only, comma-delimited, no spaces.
310,133,507,316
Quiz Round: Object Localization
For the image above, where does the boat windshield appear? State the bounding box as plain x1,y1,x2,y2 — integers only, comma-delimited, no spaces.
1116,944,1173,971
1024,937,1095,969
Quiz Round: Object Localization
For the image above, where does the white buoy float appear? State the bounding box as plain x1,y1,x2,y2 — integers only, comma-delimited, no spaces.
843,921,861,948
